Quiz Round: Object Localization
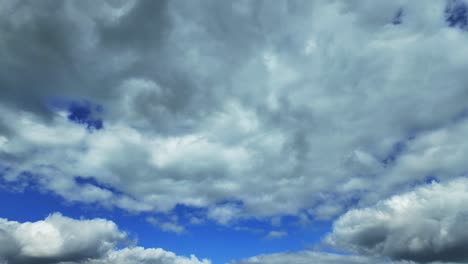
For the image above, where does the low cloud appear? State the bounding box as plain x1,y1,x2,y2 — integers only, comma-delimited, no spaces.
328,178,468,263
0,213,124,264
0,213,209,264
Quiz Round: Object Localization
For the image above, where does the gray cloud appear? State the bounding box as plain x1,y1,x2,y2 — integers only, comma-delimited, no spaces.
327,178,468,263
2,0,468,227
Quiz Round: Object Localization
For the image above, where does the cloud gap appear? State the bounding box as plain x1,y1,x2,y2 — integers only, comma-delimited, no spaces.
381,138,412,167
392,8,404,25
446,0,468,30
67,101,104,131
74,176,124,196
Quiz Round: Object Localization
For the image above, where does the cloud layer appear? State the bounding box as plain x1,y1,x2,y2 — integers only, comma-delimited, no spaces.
1,0,468,241
2,2,468,263
0,213,209,264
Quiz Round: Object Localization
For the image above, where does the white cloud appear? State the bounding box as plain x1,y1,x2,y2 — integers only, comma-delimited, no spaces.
264,231,287,240
207,204,242,225
328,178,468,263
0,213,209,264
147,216,185,234
0,213,124,263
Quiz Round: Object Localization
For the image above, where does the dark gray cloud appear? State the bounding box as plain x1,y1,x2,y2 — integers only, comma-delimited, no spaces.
0,229,20,263
327,178,468,263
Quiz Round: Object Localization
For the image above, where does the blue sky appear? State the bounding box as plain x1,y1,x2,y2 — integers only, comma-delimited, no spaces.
2,1,468,264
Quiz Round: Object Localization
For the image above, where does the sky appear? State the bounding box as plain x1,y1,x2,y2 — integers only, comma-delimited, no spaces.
1,0,468,263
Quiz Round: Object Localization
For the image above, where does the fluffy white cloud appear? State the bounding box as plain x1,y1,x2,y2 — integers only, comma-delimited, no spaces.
0,213,209,264
2,0,468,225
0,213,124,264
328,178,468,263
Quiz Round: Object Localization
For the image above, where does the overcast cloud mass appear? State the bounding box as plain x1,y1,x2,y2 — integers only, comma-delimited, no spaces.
1,0,468,263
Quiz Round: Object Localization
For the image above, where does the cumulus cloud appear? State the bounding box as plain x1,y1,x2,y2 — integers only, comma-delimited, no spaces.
328,178,468,263
0,213,124,264
2,0,468,225
0,213,209,264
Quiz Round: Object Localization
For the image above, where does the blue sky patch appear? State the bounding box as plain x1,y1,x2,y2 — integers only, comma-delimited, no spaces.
446,0,468,30
392,8,404,25
67,101,104,130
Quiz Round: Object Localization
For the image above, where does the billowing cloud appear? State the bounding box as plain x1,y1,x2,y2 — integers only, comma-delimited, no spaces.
0,213,209,264
0,213,124,264
2,0,468,226
328,178,468,263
